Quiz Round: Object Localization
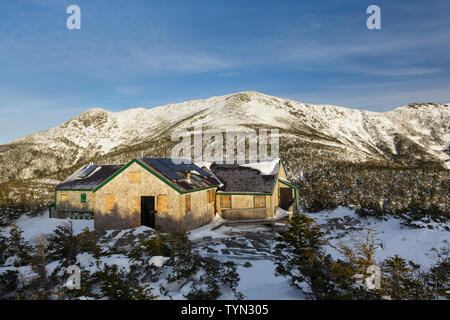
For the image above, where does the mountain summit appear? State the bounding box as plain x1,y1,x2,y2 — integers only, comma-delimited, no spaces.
1,91,449,183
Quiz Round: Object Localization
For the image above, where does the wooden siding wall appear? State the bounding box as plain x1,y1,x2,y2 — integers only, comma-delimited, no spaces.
94,162,182,232
55,160,293,230
215,161,291,220
217,194,272,220
93,162,215,232
55,190,94,217
182,189,215,231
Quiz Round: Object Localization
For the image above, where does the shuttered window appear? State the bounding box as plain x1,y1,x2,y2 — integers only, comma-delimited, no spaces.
254,196,266,208
157,195,168,213
106,194,115,211
128,172,141,183
185,194,191,212
81,193,87,203
61,193,67,202
207,189,216,203
220,195,231,208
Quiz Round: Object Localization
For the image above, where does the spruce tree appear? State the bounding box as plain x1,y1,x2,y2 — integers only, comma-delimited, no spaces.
274,213,337,299
380,255,433,300
6,224,32,266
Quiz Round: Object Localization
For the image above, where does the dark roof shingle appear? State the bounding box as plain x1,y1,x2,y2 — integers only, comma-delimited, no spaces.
138,158,220,192
56,164,125,190
210,162,279,194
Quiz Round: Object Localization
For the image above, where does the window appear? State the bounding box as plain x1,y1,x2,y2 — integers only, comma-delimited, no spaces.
128,172,141,183
185,194,191,212
61,193,67,202
81,193,87,203
254,196,266,208
157,195,168,213
220,195,231,208
206,189,215,203
106,194,115,211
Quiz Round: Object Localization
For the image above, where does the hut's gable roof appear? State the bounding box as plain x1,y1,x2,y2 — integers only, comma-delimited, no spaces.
138,158,221,192
210,159,280,194
56,158,287,195
56,164,125,190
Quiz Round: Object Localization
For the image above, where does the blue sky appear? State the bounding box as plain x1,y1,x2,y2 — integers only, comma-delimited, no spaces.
0,0,449,144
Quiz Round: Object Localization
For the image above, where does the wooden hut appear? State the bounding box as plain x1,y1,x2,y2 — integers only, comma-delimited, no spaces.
210,159,298,220
53,158,298,232
54,158,220,232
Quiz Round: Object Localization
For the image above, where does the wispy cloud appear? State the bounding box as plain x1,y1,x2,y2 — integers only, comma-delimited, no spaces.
0,1,449,144
115,85,144,96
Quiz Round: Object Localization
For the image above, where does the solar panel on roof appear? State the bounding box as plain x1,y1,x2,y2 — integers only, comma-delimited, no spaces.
163,161,182,169
142,158,213,180
153,163,172,172
176,163,191,171
79,165,98,178
159,158,174,165
144,159,182,180
143,158,161,165
165,164,178,170
161,171,183,179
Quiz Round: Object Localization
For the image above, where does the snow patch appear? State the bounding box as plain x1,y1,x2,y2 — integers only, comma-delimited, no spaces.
240,158,280,175
306,206,450,268
148,256,170,268
274,208,290,219
1,213,94,242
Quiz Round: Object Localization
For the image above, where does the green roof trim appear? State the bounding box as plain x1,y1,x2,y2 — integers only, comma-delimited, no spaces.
92,158,219,194
278,179,298,189
181,185,218,194
55,189,93,191
278,178,299,212
217,192,271,196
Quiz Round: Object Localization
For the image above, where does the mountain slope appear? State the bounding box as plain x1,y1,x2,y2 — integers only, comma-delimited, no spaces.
0,91,449,183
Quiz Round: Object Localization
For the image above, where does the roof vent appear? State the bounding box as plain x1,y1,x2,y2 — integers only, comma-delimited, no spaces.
186,171,192,183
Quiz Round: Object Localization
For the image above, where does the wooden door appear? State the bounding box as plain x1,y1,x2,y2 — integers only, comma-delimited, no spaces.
279,188,293,210
141,196,156,228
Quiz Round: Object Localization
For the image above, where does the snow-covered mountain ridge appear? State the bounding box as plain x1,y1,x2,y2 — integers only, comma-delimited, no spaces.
0,91,449,183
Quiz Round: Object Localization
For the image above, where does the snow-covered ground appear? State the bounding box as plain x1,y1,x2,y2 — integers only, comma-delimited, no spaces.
1,206,448,299
307,206,449,268
224,260,302,300
0,212,93,242
188,206,448,298
188,214,303,299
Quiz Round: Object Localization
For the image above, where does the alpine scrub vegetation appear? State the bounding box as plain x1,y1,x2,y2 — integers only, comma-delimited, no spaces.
129,231,243,300
0,224,243,300
275,213,450,300
274,213,337,299
92,264,159,300
46,222,102,268
2,224,33,267
289,160,449,223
